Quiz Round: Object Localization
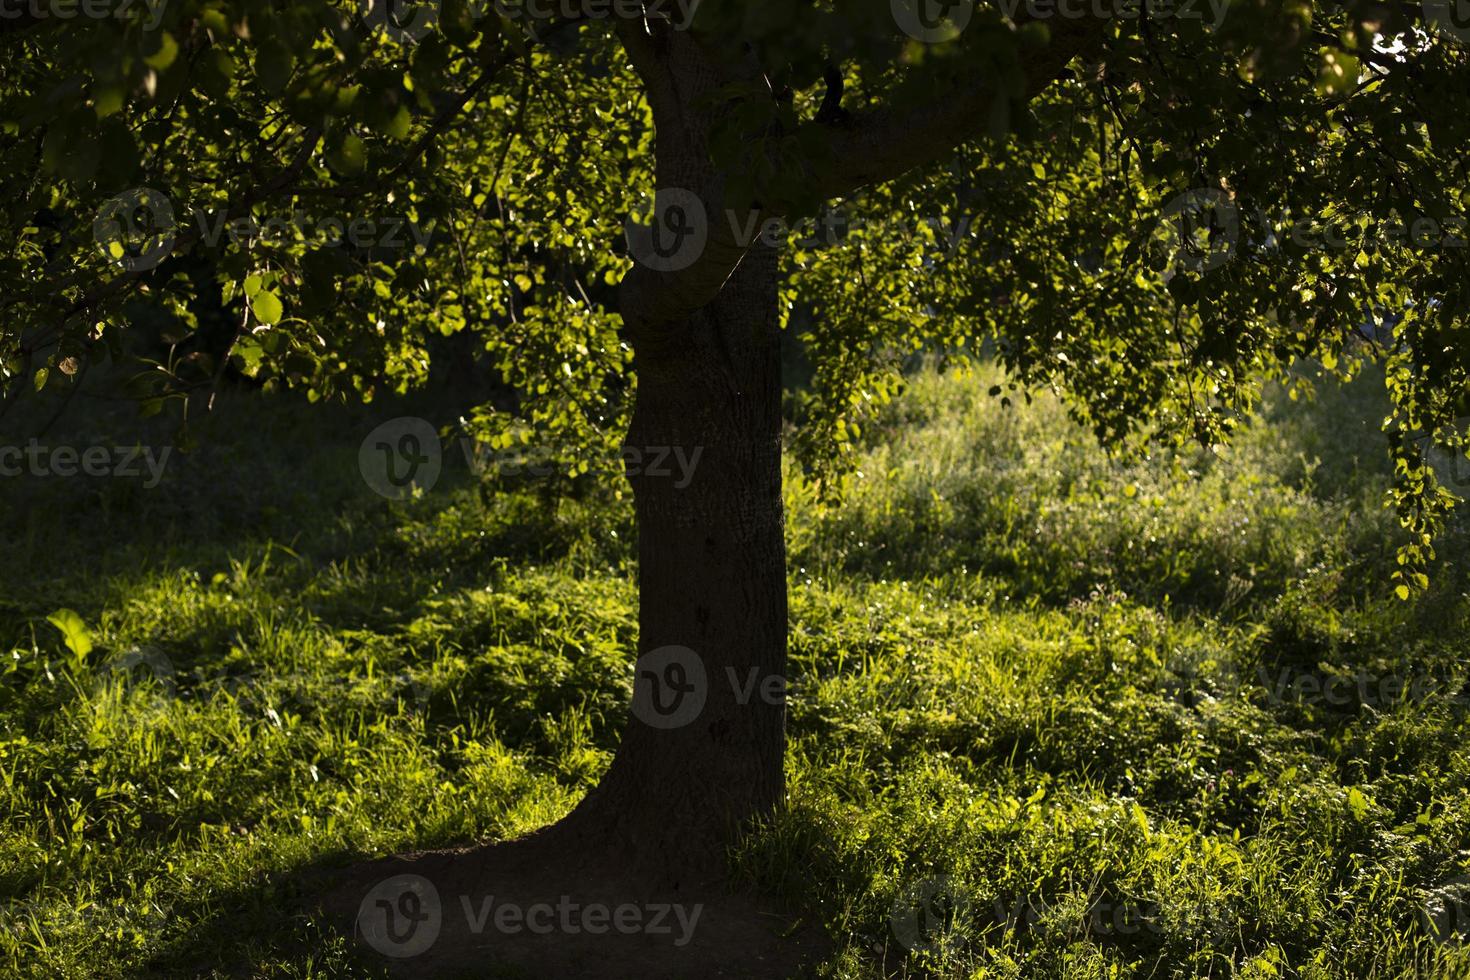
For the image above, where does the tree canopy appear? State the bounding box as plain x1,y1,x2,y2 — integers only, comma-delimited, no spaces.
3,0,1469,592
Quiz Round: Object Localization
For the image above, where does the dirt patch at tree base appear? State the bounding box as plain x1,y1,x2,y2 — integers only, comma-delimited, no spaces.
309,832,832,979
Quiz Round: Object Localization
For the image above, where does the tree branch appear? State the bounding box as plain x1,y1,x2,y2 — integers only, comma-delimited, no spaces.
808,22,1103,201
617,18,1110,339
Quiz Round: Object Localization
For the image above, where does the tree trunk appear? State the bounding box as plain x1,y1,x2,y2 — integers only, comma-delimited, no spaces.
557,242,786,882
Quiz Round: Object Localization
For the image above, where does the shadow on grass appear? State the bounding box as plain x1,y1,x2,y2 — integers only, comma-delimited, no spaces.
134,831,834,980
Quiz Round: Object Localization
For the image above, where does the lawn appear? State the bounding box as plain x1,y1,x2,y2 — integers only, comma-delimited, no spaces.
3,362,1468,978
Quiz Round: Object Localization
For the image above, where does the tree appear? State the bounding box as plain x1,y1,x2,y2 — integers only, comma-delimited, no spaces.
4,0,1469,901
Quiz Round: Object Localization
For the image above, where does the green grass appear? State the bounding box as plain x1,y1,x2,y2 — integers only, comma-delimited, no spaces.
2,362,1469,978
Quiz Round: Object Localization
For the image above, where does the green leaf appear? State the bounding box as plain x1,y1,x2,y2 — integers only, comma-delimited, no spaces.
47,609,93,659
1316,50,1359,99
198,49,237,97
380,105,412,141
200,7,230,36
256,40,295,95
144,32,180,72
253,290,284,325
441,0,477,46
1347,787,1369,821
234,338,264,374
93,85,125,119
328,133,367,175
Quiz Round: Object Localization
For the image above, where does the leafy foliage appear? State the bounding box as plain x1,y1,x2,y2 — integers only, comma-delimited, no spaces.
3,0,1470,590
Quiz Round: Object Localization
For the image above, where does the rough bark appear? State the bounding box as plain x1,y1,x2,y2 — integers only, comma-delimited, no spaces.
558,241,786,880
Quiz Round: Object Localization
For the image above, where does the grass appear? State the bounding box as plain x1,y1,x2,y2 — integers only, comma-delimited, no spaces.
2,361,1469,978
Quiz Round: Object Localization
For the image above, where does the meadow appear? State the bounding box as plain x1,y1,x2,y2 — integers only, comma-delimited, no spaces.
2,362,1468,978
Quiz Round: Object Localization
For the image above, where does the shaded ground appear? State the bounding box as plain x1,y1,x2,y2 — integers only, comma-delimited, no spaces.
312,834,831,979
